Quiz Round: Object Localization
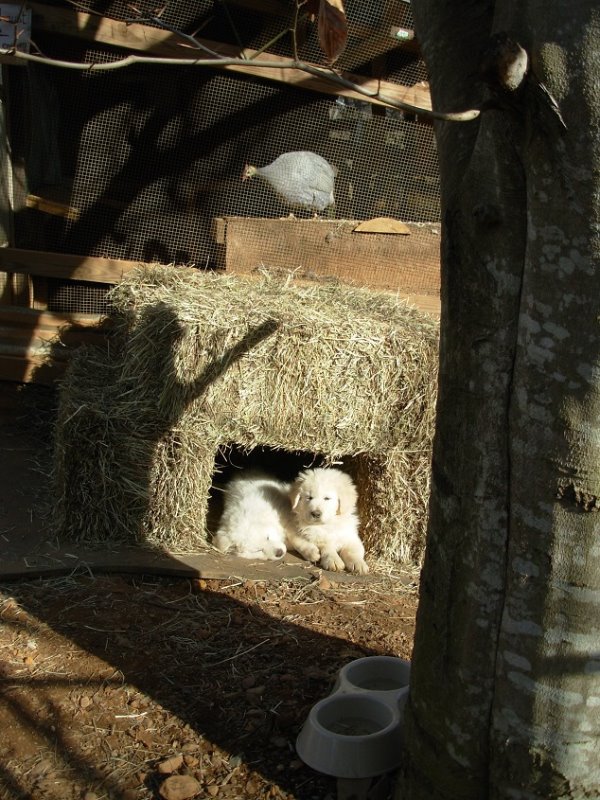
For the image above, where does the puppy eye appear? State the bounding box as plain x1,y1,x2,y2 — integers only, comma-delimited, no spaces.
324,496,330,501
307,495,313,501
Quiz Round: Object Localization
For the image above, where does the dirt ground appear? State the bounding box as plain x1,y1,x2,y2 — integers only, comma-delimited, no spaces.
0,572,418,800
0,386,420,800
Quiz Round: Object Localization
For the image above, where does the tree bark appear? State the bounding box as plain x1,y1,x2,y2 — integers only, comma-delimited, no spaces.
398,2,600,798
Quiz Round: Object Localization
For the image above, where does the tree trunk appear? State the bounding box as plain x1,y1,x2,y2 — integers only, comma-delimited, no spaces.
398,2,600,798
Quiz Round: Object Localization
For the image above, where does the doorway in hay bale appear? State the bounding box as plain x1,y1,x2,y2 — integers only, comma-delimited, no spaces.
207,444,343,537
207,443,425,570
207,442,378,572
210,440,432,568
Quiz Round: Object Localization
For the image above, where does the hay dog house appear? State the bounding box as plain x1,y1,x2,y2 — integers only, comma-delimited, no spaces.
54,266,438,565
0,2,442,565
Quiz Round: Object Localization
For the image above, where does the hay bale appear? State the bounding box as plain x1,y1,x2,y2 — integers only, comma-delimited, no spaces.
53,266,439,564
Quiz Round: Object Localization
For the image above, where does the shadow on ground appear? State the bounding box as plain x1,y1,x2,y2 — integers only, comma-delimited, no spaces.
0,565,412,800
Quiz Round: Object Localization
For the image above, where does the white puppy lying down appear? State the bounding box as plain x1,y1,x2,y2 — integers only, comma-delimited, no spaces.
213,469,295,560
287,468,369,574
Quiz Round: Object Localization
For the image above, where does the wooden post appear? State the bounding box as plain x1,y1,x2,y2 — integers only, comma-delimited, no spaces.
0,65,18,305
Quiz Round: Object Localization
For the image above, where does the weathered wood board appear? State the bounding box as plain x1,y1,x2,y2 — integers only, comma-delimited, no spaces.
0,306,108,384
213,216,441,303
0,228,440,386
0,546,399,584
0,247,141,284
28,2,430,113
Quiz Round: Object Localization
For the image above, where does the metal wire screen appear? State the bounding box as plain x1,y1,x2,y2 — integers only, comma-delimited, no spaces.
46,0,425,85
9,0,440,314
44,280,112,316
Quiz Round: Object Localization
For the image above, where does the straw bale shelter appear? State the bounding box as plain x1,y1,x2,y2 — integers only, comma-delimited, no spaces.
53,265,439,565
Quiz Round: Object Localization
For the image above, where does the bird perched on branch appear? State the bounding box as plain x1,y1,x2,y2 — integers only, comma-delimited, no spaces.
241,151,337,216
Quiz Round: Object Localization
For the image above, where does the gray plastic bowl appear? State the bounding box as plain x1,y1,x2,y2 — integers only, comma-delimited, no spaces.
296,656,411,779
296,692,403,778
338,655,411,694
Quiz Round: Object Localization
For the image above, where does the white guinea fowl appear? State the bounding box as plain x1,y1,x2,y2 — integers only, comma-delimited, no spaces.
242,151,337,214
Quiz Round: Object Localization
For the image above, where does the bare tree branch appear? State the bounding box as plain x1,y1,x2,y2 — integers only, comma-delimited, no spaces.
122,6,225,58
1,47,481,122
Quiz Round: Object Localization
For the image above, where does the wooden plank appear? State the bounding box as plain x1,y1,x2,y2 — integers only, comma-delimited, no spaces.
29,3,431,112
214,216,441,300
394,293,440,316
0,341,67,360
0,546,388,583
0,353,63,384
0,307,109,384
212,216,227,246
0,271,10,304
0,324,103,347
0,306,105,330
0,247,141,283
32,275,49,311
7,272,33,306
0,66,14,249
26,193,80,221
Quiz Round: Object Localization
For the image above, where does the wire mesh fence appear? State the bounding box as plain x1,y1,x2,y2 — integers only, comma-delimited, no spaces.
7,0,440,314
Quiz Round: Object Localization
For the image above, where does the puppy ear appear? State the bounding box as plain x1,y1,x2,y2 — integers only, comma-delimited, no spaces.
289,480,302,510
289,472,308,510
336,474,358,515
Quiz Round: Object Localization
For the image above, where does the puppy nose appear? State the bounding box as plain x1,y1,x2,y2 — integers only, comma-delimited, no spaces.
274,548,284,558
311,509,322,519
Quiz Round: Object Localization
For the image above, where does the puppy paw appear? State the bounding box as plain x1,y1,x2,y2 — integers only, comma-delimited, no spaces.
298,543,321,563
339,546,369,574
320,552,345,572
346,558,369,575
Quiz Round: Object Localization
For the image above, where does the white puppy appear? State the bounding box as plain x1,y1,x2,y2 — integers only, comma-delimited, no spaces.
213,470,296,560
287,468,368,574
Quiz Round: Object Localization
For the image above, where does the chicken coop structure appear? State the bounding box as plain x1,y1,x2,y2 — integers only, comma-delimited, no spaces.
0,0,441,384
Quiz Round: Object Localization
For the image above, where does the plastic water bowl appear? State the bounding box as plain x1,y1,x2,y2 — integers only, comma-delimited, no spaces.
296,656,411,779
337,655,411,694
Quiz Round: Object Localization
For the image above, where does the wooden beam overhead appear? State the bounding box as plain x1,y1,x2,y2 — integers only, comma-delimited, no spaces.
28,2,431,112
